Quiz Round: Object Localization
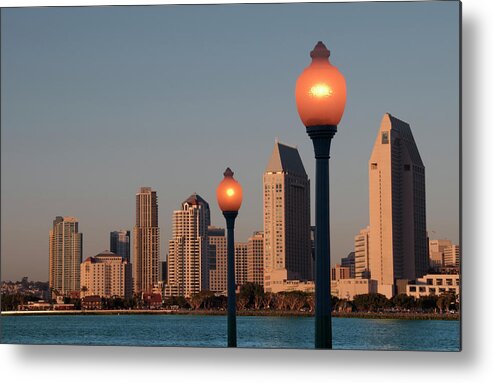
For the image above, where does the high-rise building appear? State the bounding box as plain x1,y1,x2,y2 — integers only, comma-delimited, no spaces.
133,187,160,293
49,216,83,294
443,244,460,268
263,141,312,293
165,193,210,297
341,252,355,278
428,239,452,269
110,230,131,262
368,113,428,298
235,242,248,287
208,226,227,293
354,226,370,279
247,231,264,286
80,251,132,299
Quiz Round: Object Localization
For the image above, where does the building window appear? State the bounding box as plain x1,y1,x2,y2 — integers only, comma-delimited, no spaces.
381,131,389,144
371,163,378,170
404,164,411,171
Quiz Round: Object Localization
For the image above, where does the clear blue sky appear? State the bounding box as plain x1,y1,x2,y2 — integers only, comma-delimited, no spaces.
1,2,460,281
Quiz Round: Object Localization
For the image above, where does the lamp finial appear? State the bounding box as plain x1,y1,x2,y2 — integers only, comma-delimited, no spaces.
224,167,234,178
310,41,330,59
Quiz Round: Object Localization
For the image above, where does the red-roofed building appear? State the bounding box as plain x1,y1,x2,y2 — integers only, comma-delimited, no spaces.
143,293,162,309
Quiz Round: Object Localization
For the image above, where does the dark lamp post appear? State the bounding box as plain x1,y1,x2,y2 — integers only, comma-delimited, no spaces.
216,167,243,347
295,41,347,349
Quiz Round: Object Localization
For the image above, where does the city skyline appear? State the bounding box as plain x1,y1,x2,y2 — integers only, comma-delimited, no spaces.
1,2,460,281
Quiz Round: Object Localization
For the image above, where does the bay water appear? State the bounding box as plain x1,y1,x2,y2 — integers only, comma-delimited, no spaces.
0,314,460,351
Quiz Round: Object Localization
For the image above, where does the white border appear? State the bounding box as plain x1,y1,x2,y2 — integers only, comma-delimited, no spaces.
1,0,492,381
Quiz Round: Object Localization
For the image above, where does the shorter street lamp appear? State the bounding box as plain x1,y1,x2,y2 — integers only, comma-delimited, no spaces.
216,167,243,347
295,41,347,349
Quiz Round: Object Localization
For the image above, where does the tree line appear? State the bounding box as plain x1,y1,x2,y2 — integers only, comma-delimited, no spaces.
1,282,459,313
163,283,459,314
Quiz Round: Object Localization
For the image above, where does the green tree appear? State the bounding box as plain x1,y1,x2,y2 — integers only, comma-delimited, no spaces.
262,292,275,310
238,283,264,309
353,293,391,312
1,293,24,311
436,292,456,313
417,295,438,312
189,291,216,310
392,294,416,311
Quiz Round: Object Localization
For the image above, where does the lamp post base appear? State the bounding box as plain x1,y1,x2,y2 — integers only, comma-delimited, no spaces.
307,124,337,350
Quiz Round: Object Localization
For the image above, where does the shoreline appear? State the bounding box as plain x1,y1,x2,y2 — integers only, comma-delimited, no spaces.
0,309,459,320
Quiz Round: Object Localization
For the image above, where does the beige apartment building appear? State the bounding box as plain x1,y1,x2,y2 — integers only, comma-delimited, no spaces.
444,244,460,268
235,242,248,287
133,187,160,293
354,226,370,279
368,113,428,298
208,226,227,293
80,251,132,299
247,231,264,286
209,228,261,293
49,216,83,295
263,141,312,293
429,239,452,269
165,193,210,297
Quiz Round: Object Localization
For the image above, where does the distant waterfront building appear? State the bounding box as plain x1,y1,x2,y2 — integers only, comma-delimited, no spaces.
133,187,160,293
443,245,460,268
331,279,378,300
165,193,210,297
110,230,131,262
341,252,355,278
368,113,428,298
235,242,248,287
263,141,312,293
406,274,460,299
208,226,227,293
80,251,132,299
247,231,264,286
354,226,370,279
49,216,83,294
270,280,315,294
429,239,452,270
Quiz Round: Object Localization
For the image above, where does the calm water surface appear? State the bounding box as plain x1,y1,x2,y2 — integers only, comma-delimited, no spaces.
0,314,460,351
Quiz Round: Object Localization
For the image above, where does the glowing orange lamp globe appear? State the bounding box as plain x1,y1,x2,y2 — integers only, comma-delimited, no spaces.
295,41,347,127
217,168,243,212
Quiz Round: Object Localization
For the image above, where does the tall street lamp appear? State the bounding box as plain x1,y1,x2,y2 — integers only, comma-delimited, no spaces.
216,167,243,347
295,41,347,349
